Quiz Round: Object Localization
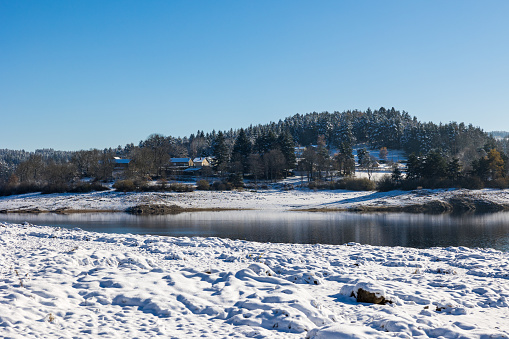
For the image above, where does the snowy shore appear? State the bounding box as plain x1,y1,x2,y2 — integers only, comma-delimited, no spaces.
1,188,509,214
1,222,508,338
1,189,509,338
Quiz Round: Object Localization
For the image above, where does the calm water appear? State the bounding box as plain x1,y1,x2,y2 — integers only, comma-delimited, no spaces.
2,211,509,251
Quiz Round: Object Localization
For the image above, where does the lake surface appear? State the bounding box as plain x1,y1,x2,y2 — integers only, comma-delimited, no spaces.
2,211,509,251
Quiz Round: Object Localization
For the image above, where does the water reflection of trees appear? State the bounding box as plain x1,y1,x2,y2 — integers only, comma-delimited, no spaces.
1,211,508,251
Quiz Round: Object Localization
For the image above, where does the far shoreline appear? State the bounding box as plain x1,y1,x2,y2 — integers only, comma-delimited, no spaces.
1,187,509,215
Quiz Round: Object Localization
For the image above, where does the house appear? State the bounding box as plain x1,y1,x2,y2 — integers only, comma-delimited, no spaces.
170,158,194,167
113,157,130,169
192,157,210,167
111,157,131,179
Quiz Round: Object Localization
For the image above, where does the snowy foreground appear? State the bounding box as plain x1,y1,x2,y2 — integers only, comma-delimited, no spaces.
1,222,508,338
1,187,509,212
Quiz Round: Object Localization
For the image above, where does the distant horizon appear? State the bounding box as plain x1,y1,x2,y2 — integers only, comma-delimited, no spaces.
2,1,508,151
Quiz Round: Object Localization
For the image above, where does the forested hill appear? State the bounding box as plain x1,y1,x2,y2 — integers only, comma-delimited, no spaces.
1,107,504,172
2,107,509,192
237,108,490,156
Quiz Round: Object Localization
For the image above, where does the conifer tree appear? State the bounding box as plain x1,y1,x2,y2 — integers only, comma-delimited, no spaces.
421,150,447,179
231,128,252,174
255,131,278,155
406,153,421,180
334,142,355,176
212,131,229,173
277,132,296,177
447,157,462,183
391,164,403,184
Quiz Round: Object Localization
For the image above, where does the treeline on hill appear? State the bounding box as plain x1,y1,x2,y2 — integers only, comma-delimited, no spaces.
1,107,509,195
377,147,509,191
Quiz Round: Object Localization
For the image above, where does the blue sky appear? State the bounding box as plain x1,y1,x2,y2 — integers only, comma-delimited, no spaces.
1,1,508,151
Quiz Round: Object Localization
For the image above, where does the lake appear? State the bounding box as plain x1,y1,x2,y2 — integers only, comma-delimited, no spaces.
2,211,509,251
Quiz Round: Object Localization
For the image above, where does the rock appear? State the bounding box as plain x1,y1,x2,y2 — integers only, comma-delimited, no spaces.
126,204,184,215
355,288,391,305
402,200,452,213
341,282,392,305
448,196,476,212
448,195,507,212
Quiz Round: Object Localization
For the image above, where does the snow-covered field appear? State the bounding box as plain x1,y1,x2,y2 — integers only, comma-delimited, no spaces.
1,187,509,213
1,189,509,337
1,222,508,338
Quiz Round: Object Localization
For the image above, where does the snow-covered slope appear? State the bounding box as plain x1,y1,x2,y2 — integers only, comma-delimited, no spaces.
1,188,509,213
1,222,508,338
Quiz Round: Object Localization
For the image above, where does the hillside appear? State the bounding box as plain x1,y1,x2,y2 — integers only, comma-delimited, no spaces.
2,108,508,193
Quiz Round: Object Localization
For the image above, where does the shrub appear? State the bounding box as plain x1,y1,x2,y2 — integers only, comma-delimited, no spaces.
168,183,194,192
400,179,421,191
196,179,210,190
41,183,69,194
420,178,451,189
114,179,195,192
228,174,244,188
307,180,341,190
0,182,43,196
343,178,376,191
113,179,136,192
211,180,234,191
243,183,258,190
282,183,294,191
69,182,109,193
459,176,484,190
328,181,345,190
377,175,397,192
485,178,509,189
308,181,321,190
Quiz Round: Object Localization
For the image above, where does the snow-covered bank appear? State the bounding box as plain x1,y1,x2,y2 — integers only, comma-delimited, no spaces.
1,188,509,213
1,222,508,338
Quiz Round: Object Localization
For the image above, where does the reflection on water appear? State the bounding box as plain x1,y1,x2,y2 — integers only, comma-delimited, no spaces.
1,211,509,251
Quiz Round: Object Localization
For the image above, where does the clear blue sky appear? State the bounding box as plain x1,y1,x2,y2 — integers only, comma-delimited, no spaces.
1,0,508,151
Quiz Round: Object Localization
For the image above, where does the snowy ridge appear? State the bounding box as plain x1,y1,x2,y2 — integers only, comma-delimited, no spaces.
0,222,508,338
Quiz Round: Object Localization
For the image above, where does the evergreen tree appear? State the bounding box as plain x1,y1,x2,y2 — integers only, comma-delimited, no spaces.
212,131,229,173
471,156,490,181
447,157,462,183
357,148,367,166
334,142,355,176
421,150,447,179
254,131,278,154
277,132,296,177
406,153,421,180
333,118,354,150
315,135,330,179
231,128,252,174
391,164,403,184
